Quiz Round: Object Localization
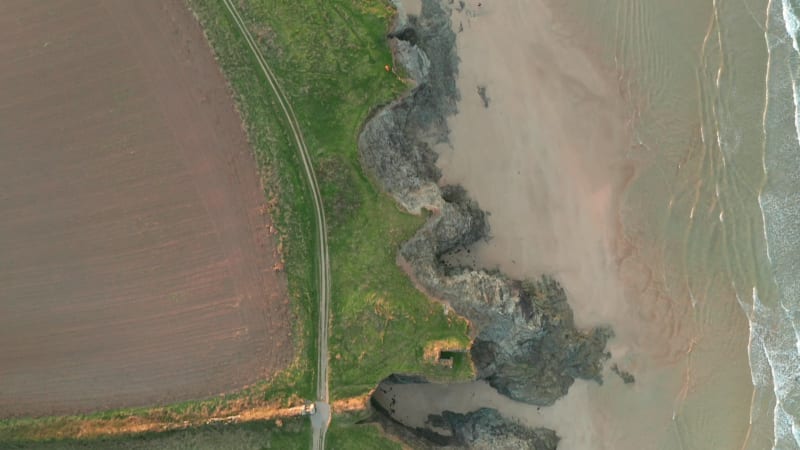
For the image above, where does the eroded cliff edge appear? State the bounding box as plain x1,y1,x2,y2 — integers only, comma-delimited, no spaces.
358,0,612,445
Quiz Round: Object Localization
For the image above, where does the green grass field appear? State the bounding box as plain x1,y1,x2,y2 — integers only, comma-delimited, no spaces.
327,412,403,450
194,0,473,398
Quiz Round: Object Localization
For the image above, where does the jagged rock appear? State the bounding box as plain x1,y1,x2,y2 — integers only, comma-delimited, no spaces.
388,27,420,45
370,389,558,450
358,99,442,214
360,0,613,420
388,25,429,84
383,373,430,385
432,408,559,450
359,0,459,214
612,364,636,384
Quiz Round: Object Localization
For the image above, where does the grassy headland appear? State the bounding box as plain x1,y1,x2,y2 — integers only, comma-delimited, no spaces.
197,0,474,399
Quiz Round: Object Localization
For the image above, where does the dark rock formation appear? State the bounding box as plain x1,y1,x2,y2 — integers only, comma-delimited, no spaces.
476,85,489,108
432,408,559,450
469,279,611,404
611,363,636,384
358,0,458,214
402,199,611,404
359,0,612,408
370,391,558,450
382,373,430,385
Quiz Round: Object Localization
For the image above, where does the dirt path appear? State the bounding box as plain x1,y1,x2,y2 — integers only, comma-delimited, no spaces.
217,1,332,448
0,0,290,417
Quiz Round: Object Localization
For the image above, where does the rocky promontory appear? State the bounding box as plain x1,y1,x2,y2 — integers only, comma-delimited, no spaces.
432,408,560,450
370,376,559,450
358,0,613,445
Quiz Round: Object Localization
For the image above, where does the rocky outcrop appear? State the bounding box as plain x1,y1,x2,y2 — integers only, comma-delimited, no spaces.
359,0,612,408
431,408,560,450
370,384,558,450
358,0,458,214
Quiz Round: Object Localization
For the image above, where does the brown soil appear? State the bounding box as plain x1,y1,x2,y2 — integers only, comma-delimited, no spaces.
0,0,291,417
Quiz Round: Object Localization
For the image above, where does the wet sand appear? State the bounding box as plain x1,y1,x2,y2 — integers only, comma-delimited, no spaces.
413,0,754,448
436,0,632,333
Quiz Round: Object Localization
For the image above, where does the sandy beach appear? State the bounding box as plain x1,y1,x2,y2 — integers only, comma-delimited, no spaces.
396,0,757,448
435,0,633,334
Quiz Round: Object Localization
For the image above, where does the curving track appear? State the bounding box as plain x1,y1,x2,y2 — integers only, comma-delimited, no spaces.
220,1,331,448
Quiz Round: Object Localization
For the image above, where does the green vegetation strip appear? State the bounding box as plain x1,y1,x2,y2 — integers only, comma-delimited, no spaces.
5,414,403,450
0,368,305,443
5,419,311,450
224,0,473,399
327,412,403,450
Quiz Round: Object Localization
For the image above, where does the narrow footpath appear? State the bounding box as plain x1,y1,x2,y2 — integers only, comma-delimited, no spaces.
220,1,332,448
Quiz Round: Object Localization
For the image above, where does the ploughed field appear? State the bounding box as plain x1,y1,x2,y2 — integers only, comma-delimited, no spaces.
0,0,291,417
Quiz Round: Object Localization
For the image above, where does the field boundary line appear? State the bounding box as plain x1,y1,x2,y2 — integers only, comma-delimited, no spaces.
220,1,331,448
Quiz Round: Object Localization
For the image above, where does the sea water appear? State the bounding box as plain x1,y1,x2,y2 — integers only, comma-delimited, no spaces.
549,0,800,447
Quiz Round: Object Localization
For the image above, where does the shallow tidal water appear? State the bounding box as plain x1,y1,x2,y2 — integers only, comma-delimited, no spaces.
535,1,800,447
395,0,800,448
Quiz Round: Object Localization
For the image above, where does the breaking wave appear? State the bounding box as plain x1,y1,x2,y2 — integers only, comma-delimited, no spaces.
754,0,800,447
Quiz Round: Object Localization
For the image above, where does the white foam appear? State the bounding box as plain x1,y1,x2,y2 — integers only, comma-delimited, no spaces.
750,291,772,388
782,0,800,53
752,2,800,448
